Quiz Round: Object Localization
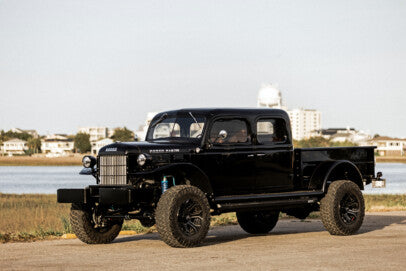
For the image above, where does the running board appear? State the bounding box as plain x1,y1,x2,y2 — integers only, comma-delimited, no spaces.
216,197,319,212
214,190,324,203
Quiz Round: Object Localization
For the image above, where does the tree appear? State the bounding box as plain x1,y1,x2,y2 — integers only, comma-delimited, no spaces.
27,138,42,154
4,130,32,141
74,133,91,153
294,137,358,148
111,127,134,142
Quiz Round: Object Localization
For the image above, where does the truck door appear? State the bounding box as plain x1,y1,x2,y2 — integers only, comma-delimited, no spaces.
199,118,255,196
254,118,294,192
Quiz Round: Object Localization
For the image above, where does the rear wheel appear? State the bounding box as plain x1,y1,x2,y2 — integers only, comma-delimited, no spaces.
236,210,279,234
320,180,365,235
155,185,211,248
70,204,123,244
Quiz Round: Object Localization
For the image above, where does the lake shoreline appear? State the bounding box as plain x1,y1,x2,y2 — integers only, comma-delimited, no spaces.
0,156,82,166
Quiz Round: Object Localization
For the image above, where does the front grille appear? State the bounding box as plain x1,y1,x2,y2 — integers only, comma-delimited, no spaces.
99,155,127,185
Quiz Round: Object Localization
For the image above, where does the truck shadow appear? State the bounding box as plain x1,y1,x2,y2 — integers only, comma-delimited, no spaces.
114,213,406,247
358,213,406,234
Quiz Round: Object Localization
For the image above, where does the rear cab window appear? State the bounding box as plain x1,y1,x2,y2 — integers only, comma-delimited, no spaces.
256,118,288,144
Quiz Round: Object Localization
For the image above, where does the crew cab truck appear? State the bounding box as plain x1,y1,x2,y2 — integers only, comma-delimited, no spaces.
57,108,381,248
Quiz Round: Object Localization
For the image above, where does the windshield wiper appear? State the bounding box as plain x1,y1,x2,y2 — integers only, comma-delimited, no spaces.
150,113,168,128
188,112,202,130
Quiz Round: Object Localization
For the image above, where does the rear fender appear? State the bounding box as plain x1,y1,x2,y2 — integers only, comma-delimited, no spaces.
309,160,364,192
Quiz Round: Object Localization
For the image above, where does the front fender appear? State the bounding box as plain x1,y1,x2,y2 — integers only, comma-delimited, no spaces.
309,160,364,192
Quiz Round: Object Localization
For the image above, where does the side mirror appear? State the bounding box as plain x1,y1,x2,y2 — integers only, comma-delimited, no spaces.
218,130,228,140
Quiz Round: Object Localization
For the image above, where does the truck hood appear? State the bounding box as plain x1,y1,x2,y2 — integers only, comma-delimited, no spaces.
98,140,199,155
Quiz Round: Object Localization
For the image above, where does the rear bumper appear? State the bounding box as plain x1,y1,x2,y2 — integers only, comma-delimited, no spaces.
57,186,135,205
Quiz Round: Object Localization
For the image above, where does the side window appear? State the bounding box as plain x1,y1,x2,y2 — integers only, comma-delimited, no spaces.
257,119,287,144
209,119,249,144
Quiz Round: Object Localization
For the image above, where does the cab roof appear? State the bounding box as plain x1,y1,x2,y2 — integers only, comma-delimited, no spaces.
155,108,289,119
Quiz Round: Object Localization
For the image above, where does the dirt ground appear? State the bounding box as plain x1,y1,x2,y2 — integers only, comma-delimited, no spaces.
1,211,405,271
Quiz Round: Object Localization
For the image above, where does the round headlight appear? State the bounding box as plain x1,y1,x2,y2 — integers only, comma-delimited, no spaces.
137,154,147,166
82,156,92,168
82,156,96,168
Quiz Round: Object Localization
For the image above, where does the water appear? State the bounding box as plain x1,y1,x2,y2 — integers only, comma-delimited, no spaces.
0,166,93,194
0,163,405,194
364,163,406,195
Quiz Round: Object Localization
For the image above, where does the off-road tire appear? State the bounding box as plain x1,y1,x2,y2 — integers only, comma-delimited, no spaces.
236,210,280,234
70,204,123,244
320,180,365,236
285,207,312,220
155,185,211,248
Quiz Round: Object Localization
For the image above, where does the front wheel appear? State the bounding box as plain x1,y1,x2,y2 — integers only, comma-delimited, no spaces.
236,210,280,234
70,204,123,244
155,185,211,248
320,180,365,235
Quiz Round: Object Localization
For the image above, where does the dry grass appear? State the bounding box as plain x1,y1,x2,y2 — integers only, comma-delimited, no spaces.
0,193,405,243
0,156,82,166
376,156,406,163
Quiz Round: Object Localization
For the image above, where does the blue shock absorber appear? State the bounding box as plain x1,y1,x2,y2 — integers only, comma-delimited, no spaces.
161,176,168,193
161,175,176,193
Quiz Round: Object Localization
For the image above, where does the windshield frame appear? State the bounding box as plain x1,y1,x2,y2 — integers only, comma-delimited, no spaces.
146,112,207,143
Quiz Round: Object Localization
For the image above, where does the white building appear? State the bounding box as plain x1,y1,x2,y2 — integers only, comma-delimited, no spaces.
370,137,406,156
288,109,321,140
91,138,114,155
257,84,321,140
41,135,74,157
78,127,111,142
135,112,158,141
1,138,28,155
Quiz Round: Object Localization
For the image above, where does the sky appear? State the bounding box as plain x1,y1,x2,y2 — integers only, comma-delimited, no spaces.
0,0,405,137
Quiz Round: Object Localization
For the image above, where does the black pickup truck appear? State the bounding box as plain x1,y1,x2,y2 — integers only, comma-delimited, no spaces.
58,108,381,247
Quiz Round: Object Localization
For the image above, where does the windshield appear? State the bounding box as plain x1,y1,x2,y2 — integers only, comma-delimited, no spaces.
146,113,206,141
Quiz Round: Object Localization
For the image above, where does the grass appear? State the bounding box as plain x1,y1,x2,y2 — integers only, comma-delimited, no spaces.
0,193,405,243
0,156,82,166
375,156,406,163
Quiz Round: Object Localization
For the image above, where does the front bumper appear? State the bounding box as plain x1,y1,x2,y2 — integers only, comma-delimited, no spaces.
57,185,135,205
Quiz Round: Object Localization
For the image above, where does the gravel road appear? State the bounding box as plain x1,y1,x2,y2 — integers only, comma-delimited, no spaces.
1,211,405,271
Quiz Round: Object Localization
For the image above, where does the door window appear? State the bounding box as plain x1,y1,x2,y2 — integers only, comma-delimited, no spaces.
256,119,287,144
209,119,249,144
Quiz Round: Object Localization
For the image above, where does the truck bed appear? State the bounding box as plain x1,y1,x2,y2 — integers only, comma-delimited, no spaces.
294,146,376,188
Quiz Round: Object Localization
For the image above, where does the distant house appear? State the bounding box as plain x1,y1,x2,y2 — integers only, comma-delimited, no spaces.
78,127,113,142
310,127,371,145
41,135,74,157
370,137,406,156
10,128,39,138
91,138,114,155
1,138,28,155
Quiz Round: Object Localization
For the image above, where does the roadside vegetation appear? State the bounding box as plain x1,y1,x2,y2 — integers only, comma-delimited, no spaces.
0,156,82,166
1,193,405,243
293,137,358,148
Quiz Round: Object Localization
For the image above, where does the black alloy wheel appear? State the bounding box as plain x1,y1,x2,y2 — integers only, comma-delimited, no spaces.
177,199,204,236
339,193,361,225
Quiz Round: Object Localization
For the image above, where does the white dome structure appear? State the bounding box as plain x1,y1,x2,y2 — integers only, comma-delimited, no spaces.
257,84,283,109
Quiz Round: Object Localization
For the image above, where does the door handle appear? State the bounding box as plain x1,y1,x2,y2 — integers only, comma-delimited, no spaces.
247,154,255,158
257,153,266,157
